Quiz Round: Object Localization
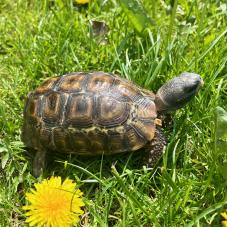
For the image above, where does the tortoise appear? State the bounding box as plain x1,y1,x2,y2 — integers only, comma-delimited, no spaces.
22,71,203,177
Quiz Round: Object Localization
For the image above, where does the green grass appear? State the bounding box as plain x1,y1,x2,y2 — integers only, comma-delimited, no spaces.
0,0,227,226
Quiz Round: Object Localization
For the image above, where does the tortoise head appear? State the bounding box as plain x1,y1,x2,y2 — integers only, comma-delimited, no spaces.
155,72,203,112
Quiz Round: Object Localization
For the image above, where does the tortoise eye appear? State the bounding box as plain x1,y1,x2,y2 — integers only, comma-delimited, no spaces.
184,83,198,94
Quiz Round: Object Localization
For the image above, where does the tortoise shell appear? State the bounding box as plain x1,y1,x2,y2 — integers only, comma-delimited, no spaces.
22,72,158,155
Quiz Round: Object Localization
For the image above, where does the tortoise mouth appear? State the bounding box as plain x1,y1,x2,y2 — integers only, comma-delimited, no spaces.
197,77,204,91
200,78,204,87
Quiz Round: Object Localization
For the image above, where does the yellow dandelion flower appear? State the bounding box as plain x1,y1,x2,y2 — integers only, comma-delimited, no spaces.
221,210,227,227
75,0,90,4
23,176,84,227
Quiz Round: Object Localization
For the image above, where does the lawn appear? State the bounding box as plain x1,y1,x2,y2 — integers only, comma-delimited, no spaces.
0,0,226,226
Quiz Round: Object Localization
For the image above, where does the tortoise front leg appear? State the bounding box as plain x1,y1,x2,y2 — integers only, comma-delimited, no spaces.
33,149,47,177
144,128,167,166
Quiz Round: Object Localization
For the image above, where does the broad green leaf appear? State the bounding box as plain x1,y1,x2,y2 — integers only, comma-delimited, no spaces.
1,152,9,169
117,0,153,33
55,0,64,8
215,107,227,180
221,161,227,181
215,107,227,153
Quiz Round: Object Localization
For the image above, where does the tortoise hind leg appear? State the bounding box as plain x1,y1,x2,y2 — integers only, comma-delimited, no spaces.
144,128,167,166
33,149,47,177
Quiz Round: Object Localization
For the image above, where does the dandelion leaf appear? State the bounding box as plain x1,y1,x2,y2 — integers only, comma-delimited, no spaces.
215,107,227,180
215,107,227,152
117,0,153,33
